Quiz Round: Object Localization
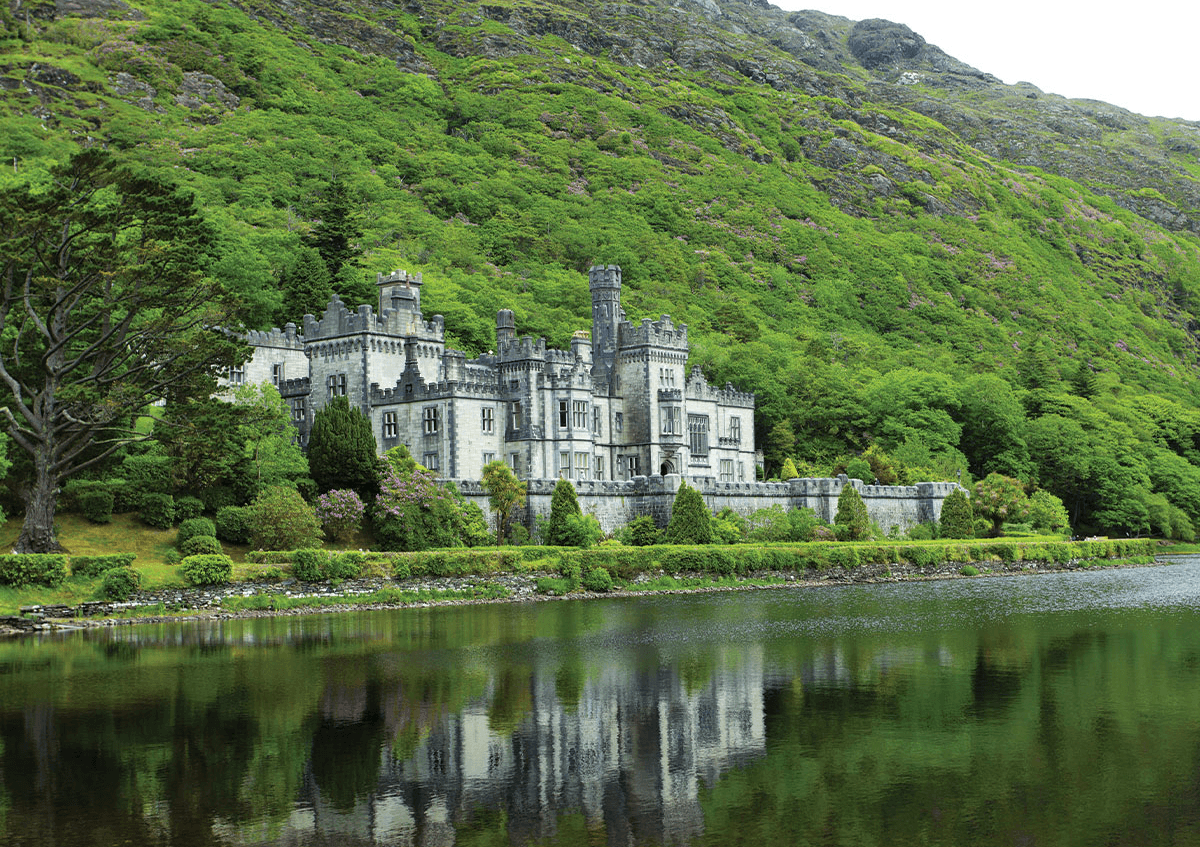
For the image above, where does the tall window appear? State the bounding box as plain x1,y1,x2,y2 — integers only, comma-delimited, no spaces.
228,364,245,385
688,414,709,457
558,400,569,429
509,401,522,431
481,407,494,434
383,411,398,439
423,452,439,471
575,452,590,480
593,407,602,436
508,452,520,472
271,363,284,385
660,406,681,436
720,459,734,482
573,400,588,429
559,451,571,477
615,412,623,433
423,406,439,435
291,399,306,422
326,373,346,397
730,416,741,443
596,455,605,480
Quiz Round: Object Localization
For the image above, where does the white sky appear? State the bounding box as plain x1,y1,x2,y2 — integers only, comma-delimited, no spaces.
772,1,1200,122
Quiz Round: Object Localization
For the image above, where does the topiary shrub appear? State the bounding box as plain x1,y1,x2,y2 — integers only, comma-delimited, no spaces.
71,553,136,578
214,506,252,544
834,484,871,541
292,548,329,582
544,478,583,546
79,488,114,524
181,535,223,557
663,482,713,545
939,488,975,539
180,554,233,586
139,493,175,529
582,567,613,592
0,554,68,587
101,566,142,600
177,517,217,548
175,496,205,522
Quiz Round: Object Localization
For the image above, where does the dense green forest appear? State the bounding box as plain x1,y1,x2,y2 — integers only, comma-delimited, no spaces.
3,0,1200,536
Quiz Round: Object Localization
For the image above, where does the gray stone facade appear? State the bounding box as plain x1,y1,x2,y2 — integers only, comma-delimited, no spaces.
238,265,960,533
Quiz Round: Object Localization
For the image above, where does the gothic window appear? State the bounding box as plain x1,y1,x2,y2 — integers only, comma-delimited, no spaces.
738,462,746,482
688,414,709,457
720,459,734,482
291,399,306,422
559,451,571,477
228,364,245,385
730,416,741,443
509,452,520,472
660,406,681,436
510,401,522,431
326,373,346,397
481,407,494,434
482,451,496,466
423,406,439,435
595,455,605,480
271,363,284,385
383,411,398,439
615,412,623,433
559,400,569,429
423,452,439,471
593,407,601,436
575,452,589,480
573,400,588,429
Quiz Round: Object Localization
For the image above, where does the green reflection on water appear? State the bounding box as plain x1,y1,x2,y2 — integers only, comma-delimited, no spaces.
2,564,1199,846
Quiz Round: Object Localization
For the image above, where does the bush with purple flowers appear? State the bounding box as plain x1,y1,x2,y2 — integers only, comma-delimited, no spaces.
315,489,366,541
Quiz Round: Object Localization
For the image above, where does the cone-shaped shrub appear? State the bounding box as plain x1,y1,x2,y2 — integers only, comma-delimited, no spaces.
544,478,582,546
834,484,870,541
939,488,975,539
664,481,713,545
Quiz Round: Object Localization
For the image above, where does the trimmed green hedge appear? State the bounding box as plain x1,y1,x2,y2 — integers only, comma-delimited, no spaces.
0,554,68,588
71,553,137,578
234,539,1155,583
180,554,233,586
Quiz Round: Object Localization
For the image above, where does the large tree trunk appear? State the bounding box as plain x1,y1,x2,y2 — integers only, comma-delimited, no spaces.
13,452,62,553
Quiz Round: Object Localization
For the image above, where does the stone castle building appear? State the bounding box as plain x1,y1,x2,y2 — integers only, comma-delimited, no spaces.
236,264,959,532
238,264,757,486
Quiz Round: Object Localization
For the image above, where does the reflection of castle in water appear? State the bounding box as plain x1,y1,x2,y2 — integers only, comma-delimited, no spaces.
273,649,766,846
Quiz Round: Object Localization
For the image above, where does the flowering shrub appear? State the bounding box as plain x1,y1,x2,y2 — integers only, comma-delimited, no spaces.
315,489,366,541
374,463,486,551
246,485,322,551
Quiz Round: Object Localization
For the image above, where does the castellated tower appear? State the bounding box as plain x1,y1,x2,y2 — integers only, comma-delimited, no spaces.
589,265,623,379
496,309,516,349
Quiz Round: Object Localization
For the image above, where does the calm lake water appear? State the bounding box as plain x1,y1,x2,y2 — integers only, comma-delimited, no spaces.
3,560,1200,846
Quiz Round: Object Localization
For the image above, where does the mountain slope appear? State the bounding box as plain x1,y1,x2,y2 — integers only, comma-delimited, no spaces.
3,0,1200,535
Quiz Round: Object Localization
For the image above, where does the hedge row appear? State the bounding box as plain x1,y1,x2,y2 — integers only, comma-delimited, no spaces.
242,539,1154,582
70,553,137,578
0,554,68,588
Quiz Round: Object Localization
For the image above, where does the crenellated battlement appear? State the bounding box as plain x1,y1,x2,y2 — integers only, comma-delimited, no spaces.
619,315,688,349
245,323,304,350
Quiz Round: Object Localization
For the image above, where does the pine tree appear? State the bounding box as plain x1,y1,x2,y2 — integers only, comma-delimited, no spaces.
305,174,361,281
307,396,379,497
938,488,975,539
833,483,871,540
280,245,332,322
663,481,713,544
544,477,582,546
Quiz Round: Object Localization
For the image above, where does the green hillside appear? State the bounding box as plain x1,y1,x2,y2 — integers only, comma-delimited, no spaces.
3,0,1200,536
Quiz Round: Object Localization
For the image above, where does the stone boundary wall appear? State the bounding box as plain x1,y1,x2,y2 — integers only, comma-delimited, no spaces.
454,474,964,535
